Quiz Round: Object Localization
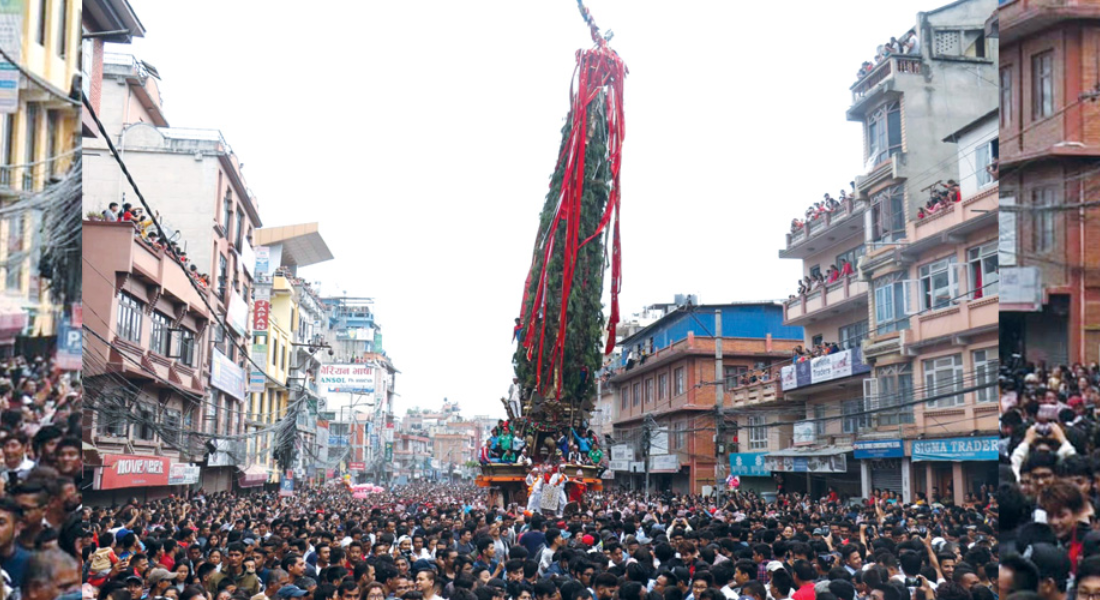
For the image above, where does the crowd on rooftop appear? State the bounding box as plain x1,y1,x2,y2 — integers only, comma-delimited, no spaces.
915,182,961,221
855,30,920,81
789,187,858,235
788,261,857,302
94,203,215,292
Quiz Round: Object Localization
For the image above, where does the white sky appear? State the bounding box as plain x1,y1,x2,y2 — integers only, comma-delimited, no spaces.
115,0,934,420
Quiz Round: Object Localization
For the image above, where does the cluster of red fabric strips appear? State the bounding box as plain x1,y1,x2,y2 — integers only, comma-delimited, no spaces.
517,40,627,401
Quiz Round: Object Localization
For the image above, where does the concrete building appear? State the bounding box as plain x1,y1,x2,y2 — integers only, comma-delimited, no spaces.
82,220,211,503
764,0,999,505
84,54,263,492
998,0,1100,365
608,303,802,494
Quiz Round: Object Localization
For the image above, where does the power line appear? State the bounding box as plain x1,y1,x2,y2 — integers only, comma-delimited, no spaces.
0,42,79,107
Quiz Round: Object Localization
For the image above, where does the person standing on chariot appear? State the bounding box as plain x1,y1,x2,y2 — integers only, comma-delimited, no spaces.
548,464,570,517
526,466,544,513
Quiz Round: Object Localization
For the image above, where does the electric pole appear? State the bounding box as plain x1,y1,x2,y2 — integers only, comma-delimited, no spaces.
714,309,725,507
643,413,656,506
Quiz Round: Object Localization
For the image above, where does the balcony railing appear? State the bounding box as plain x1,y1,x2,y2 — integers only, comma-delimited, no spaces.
730,380,783,406
785,276,869,323
784,197,868,251
851,55,922,104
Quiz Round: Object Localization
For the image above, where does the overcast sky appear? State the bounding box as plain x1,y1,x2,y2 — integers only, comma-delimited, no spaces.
116,0,934,420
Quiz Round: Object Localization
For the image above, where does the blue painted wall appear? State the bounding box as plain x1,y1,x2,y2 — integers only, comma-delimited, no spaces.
619,304,802,367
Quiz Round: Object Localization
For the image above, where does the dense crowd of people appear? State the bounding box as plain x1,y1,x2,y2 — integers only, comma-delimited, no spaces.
855,31,919,80
94,203,214,292
81,475,997,600
480,423,604,469
999,356,1100,598
915,182,961,221
0,354,84,600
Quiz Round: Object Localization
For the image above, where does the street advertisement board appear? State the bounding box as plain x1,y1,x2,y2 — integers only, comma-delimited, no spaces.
764,453,847,473
611,444,634,462
56,314,81,371
649,454,680,473
793,421,816,446
609,460,630,472
210,349,246,400
227,291,249,336
168,463,201,485
854,439,905,459
781,348,870,391
348,462,366,471
911,437,997,462
279,476,294,496
98,454,170,490
728,452,769,477
319,364,375,394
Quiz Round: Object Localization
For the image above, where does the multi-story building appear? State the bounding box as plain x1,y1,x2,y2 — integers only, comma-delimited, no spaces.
84,55,263,491
0,0,81,343
768,0,999,504
83,219,210,503
245,223,333,486
608,302,802,494
393,431,432,483
998,0,1100,365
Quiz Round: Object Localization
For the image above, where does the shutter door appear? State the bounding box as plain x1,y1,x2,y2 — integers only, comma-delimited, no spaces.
870,459,903,495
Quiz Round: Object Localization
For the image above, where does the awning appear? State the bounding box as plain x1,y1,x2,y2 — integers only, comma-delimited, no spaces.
767,445,854,458
0,299,28,344
238,464,269,487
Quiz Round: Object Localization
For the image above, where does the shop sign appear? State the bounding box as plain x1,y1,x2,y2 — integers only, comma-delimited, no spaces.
168,463,201,485
728,452,769,476
348,462,366,471
210,349,246,400
611,444,634,462
911,437,998,462
649,454,680,473
854,439,905,459
765,454,847,473
99,454,170,489
609,460,630,472
793,421,815,446
781,348,870,390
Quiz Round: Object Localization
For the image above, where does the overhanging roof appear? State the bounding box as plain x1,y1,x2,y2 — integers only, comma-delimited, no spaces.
254,223,334,268
767,445,854,458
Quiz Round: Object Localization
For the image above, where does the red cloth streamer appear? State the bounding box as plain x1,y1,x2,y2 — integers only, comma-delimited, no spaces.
517,44,626,399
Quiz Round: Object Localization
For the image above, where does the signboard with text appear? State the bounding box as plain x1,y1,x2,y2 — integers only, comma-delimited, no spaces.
911,437,997,462
854,439,905,459
611,445,634,462
168,463,201,485
728,452,770,477
781,348,870,391
252,300,270,331
210,349,246,401
319,364,376,394
98,454,170,490
793,421,816,446
649,454,681,473
765,453,847,473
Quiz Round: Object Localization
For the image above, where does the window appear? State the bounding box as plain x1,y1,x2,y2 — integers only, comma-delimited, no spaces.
842,399,870,433
218,254,229,301
724,365,747,389
748,416,768,450
658,373,668,400
645,378,654,404
223,191,233,234
975,138,998,188
136,404,156,441
4,215,21,290
1000,68,1012,126
46,110,59,177
836,245,865,273
918,256,958,310
672,420,685,451
968,241,998,299
811,334,824,347
871,185,905,244
814,405,826,436
98,396,129,437
57,0,68,57
877,363,915,426
117,292,144,343
82,31,92,98
148,311,170,355
674,367,685,396
873,272,910,334
35,0,46,45
1032,51,1054,120
1,114,13,185
163,409,181,445
23,104,37,190
866,101,902,167
924,354,964,408
178,328,197,367
235,208,245,247
633,383,640,407
809,265,822,279
839,320,869,350
1032,186,1055,252
972,349,998,403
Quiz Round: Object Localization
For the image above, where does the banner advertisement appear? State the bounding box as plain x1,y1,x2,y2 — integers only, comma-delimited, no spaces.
609,460,630,472
765,453,847,473
611,445,634,462
279,476,294,496
793,422,816,446
98,454,170,490
329,435,349,448
252,300,270,331
168,463,201,485
240,240,256,277
318,364,376,394
56,315,81,371
210,349,246,400
227,291,249,336
911,437,998,462
348,462,366,471
649,454,680,473
781,348,870,390
254,246,272,285
854,439,905,459
728,452,770,477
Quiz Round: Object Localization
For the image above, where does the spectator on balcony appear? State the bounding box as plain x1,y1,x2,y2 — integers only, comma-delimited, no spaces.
825,265,840,284
840,258,855,277
102,202,120,222
120,203,135,221
790,218,804,233
904,29,920,54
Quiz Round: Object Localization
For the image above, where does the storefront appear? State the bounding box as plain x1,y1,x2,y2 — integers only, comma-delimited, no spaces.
854,439,909,500
910,436,998,505
87,453,172,505
764,447,859,500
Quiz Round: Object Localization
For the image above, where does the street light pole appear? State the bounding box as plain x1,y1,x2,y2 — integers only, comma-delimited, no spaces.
715,309,725,507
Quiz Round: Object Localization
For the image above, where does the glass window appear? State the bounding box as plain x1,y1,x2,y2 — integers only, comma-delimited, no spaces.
98,396,129,437
814,405,826,436
218,254,229,301
1032,186,1055,252
877,364,915,426
919,256,958,310
223,191,233,234
973,349,998,403
4,214,21,290
645,378,654,404
724,365,747,389
621,389,628,410
871,185,906,244
674,367,685,396
975,138,999,188
658,373,668,400
163,409,181,445
1032,51,1054,120
179,328,197,367
873,272,910,334
967,241,998,299
866,101,902,167
137,404,156,441
1000,68,1012,126
748,416,768,450
843,399,871,433
235,208,245,247
924,354,964,408
150,312,170,355
633,382,640,407
117,292,144,343
836,245,865,274
839,320,869,350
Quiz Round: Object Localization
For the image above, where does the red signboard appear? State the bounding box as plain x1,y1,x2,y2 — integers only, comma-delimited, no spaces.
253,300,270,331
348,462,366,471
98,454,170,490
71,303,83,327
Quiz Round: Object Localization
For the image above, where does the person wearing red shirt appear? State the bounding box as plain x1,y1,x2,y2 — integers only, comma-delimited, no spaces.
791,561,817,600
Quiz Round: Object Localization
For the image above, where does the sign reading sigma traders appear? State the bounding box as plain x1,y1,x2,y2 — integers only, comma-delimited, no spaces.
912,436,998,462
319,364,375,393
